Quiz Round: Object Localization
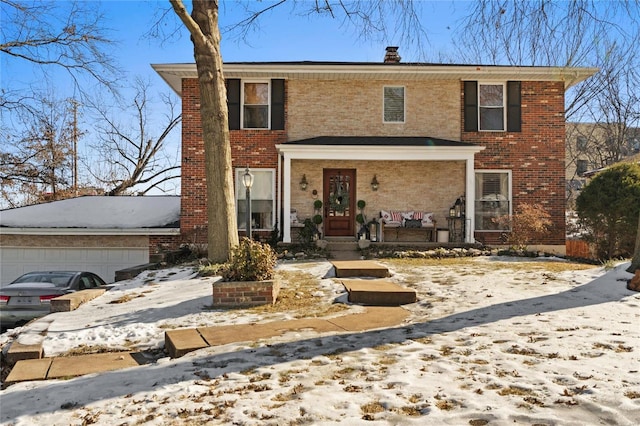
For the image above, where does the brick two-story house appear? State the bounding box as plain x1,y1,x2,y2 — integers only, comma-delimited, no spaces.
153,47,596,254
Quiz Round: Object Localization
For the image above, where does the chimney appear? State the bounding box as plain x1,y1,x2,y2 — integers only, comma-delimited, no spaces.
384,46,401,63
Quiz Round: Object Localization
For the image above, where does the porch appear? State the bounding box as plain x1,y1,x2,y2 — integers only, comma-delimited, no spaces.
276,136,484,245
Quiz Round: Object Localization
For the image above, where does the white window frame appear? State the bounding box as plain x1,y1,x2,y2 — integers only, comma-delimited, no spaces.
478,82,506,132
383,85,405,123
241,80,271,130
474,170,512,231
235,168,276,231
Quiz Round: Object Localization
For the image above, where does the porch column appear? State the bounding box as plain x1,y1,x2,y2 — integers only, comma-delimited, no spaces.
282,154,292,243
465,157,476,243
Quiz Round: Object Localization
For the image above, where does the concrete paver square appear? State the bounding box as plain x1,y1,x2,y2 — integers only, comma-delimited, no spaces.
328,307,410,331
5,358,52,383
165,328,209,358
47,352,140,379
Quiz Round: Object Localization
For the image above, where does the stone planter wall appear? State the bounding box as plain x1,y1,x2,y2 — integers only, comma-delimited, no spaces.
212,278,280,307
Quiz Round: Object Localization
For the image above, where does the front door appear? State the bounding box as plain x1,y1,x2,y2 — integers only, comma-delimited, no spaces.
323,168,356,237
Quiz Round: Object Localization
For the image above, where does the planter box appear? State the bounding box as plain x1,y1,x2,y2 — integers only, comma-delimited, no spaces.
212,278,280,307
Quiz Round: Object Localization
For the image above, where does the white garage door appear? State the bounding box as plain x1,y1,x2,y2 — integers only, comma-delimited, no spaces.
0,247,149,284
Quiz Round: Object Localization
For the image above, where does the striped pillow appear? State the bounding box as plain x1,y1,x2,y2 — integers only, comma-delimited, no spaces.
390,211,404,223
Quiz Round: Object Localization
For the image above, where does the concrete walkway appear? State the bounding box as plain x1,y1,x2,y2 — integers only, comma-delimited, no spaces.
6,306,409,384
5,260,415,384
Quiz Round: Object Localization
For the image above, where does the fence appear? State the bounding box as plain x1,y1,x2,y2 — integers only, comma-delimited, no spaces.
566,238,594,260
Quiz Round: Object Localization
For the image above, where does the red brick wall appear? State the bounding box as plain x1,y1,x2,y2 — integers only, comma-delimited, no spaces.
149,235,182,253
461,81,566,246
181,79,287,241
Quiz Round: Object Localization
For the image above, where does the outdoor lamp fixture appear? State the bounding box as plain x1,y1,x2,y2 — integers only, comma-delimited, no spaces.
454,197,462,217
243,167,254,240
449,205,456,217
299,174,308,191
371,175,379,191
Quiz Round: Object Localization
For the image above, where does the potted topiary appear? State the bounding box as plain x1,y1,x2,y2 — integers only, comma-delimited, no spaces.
213,238,279,307
312,214,327,247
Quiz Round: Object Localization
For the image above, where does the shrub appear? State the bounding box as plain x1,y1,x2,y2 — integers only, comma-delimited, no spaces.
313,214,323,224
218,238,277,282
576,163,640,259
357,199,366,210
313,199,323,210
356,213,365,224
494,203,552,250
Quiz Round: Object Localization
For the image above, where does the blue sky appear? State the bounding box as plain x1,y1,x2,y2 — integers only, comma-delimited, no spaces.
99,0,463,83
1,0,466,198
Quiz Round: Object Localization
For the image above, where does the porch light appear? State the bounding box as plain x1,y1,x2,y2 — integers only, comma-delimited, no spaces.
454,197,462,217
449,206,456,217
243,167,254,240
371,175,379,191
300,174,308,191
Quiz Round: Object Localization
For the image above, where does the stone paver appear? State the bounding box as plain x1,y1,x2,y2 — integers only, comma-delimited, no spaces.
341,279,417,305
5,358,52,384
46,352,140,379
332,260,390,278
6,342,44,363
50,289,106,312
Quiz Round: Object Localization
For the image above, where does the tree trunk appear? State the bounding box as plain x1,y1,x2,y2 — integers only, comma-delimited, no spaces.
171,0,238,262
628,211,640,273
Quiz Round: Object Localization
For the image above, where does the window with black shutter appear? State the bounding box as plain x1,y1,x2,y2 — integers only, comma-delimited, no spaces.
464,81,521,132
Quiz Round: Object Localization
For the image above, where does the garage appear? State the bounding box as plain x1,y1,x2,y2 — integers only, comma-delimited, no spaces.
0,196,180,283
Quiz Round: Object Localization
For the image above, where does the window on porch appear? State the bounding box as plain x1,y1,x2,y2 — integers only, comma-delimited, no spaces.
475,171,511,231
236,168,275,230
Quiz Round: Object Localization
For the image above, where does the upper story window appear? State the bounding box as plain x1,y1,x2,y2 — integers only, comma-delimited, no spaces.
383,86,405,123
464,81,521,132
478,83,505,131
227,79,285,131
242,82,269,129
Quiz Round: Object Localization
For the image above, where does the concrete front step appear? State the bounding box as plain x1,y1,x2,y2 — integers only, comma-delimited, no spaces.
341,279,417,306
6,342,44,363
50,288,107,312
331,260,390,278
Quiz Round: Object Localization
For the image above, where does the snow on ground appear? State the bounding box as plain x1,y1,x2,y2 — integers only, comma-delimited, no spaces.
1,257,639,425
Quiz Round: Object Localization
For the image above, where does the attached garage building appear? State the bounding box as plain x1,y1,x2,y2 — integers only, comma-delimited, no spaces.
0,196,180,283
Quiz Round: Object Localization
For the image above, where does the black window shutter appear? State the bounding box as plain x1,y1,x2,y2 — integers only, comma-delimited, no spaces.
507,81,521,132
464,81,478,132
271,79,285,130
227,79,240,130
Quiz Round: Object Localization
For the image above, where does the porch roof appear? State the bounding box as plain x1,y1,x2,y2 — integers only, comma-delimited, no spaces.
276,136,484,161
283,136,473,147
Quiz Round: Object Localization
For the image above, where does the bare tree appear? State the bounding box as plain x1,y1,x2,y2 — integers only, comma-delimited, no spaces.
168,0,427,262
1,0,119,114
457,1,640,119
89,79,181,196
0,96,76,206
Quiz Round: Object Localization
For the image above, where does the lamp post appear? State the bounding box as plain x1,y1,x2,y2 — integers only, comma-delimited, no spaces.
243,167,254,240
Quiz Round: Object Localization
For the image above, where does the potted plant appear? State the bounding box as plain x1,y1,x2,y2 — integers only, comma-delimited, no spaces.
213,238,279,307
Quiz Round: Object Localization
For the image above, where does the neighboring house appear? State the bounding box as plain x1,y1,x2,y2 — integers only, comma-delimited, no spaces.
0,196,180,283
153,47,596,254
566,122,640,204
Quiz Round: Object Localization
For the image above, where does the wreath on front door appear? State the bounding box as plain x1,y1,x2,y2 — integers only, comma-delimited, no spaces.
329,191,349,212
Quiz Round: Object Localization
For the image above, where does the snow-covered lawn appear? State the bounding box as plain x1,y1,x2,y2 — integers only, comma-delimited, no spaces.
1,257,639,425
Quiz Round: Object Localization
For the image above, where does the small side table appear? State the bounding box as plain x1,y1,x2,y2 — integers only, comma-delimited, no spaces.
447,216,465,243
